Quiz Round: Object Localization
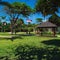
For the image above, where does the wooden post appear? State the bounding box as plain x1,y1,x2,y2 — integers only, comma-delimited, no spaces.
53,28,56,37
40,28,43,36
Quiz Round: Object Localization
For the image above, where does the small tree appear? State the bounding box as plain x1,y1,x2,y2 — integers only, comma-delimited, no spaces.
17,18,24,32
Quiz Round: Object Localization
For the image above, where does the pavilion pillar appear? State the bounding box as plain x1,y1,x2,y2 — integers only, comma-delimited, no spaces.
39,30,42,36
53,28,56,37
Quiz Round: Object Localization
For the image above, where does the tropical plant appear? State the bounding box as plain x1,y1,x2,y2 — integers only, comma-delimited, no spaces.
17,18,24,32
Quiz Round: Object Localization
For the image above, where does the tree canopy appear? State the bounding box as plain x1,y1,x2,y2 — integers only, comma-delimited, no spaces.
49,14,60,26
35,0,60,16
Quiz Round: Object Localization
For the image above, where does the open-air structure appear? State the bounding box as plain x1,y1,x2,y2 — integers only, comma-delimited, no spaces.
36,21,57,36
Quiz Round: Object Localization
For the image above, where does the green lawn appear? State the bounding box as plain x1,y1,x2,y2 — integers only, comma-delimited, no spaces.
0,32,60,60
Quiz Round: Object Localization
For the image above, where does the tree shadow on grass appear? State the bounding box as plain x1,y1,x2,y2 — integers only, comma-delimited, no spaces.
41,39,60,47
10,33,34,41
14,45,60,60
8,35,23,41
17,33,35,36
15,45,45,60
10,36,23,41
0,35,23,41
0,45,60,60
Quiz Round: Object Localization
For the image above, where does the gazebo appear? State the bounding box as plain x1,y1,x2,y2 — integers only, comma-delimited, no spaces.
36,21,57,36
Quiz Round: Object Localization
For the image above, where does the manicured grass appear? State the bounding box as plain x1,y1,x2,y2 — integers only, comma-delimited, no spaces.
0,32,60,59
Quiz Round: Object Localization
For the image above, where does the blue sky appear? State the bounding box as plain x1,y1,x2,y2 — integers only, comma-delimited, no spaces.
0,0,56,24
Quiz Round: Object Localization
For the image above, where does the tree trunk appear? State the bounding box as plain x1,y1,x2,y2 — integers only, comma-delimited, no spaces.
14,28,16,35
53,28,56,37
11,24,13,35
11,28,13,35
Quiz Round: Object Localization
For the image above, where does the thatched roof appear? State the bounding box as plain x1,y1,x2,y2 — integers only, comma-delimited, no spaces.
37,21,57,28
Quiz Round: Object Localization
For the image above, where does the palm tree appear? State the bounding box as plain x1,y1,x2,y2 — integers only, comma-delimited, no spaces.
17,18,24,32
36,18,42,24
17,18,24,25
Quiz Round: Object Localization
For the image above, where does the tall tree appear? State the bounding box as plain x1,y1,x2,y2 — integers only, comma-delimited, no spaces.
4,2,33,34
